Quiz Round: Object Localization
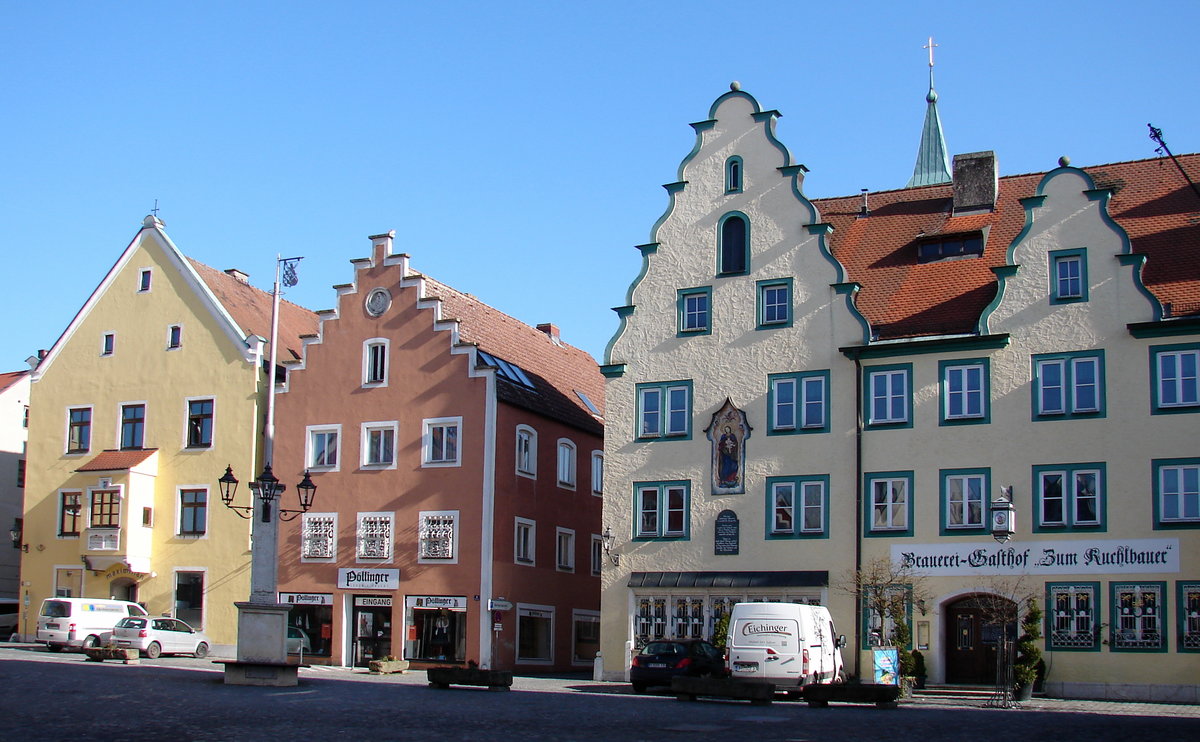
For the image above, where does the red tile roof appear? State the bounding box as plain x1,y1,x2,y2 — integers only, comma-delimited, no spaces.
421,276,604,435
0,371,27,395
76,449,158,472
812,154,1200,339
189,260,320,361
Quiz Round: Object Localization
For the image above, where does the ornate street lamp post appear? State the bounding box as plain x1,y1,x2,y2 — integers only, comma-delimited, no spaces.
216,255,316,686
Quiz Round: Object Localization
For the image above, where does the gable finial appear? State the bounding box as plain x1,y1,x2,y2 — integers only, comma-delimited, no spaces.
151,199,160,218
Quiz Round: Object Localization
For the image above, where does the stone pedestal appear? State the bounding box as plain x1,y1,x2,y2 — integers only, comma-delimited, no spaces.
221,601,298,686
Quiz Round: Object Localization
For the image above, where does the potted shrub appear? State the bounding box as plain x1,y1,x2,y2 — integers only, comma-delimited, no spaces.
1013,598,1043,701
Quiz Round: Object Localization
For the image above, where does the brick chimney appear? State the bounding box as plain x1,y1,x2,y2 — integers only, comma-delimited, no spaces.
952,151,998,215
536,323,561,344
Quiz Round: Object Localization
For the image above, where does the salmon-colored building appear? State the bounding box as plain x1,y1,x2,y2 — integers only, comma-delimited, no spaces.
274,232,604,670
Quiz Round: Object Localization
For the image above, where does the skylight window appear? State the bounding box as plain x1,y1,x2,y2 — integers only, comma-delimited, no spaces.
575,390,600,417
477,350,535,389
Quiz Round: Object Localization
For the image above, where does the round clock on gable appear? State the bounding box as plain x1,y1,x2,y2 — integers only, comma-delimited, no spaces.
365,288,391,317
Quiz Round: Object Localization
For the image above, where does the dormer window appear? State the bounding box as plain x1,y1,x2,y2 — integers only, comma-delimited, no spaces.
916,233,984,263
725,156,743,193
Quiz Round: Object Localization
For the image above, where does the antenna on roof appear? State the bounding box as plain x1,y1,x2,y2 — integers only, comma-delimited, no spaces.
1148,124,1200,203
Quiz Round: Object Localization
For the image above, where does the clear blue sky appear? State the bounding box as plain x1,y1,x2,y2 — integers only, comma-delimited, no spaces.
2,1,1196,371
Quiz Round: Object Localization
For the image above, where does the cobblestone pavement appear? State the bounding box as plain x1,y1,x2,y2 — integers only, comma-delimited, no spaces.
1,642,1196,741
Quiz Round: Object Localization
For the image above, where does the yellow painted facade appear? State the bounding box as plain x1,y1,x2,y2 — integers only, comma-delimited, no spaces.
17,217,270,648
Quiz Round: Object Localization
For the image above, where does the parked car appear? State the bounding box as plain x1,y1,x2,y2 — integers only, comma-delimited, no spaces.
36,598,148,651
0,598,18,641
112,616,210,658
287,626,312,654
629,639,726,693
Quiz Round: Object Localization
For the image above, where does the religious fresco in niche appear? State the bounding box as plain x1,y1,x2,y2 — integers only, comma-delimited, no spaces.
705,398,751,495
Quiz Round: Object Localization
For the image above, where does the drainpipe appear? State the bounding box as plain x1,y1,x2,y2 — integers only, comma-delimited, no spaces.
478,370,498,669
853,354,864,680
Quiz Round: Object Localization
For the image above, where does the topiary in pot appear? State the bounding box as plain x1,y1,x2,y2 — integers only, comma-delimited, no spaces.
1014,598,1043,694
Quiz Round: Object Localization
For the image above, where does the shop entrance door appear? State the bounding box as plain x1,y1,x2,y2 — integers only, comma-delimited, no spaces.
944,594,1014,684
351,596,393,668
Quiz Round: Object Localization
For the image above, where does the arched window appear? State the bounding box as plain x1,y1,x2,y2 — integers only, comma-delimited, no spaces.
719,213,748,275
725,156,743,193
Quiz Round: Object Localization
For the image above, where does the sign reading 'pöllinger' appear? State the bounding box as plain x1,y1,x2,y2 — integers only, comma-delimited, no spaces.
892,537,1179,576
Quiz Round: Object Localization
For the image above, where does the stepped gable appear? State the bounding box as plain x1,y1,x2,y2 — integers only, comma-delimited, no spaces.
189,259,320,361
421,275,604,436
813,154,1200,340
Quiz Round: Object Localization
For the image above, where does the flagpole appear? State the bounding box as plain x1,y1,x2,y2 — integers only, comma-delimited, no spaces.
264,255,303,468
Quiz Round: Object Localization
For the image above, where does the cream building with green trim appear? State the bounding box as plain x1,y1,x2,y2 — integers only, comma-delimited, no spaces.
600,84,1199,701
17,215,316,650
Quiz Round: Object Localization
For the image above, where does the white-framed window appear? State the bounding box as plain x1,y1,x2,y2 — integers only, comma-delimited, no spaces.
557,439,576,488
944,471,987,529
637,381,692,439
590,451,603,496
942,362,987,421
138,268,153,293
1035,464,1104,530
177,487,208,537
167,324,182,350
768,477,826,537
101,332,115,356
418,510,458,563
1033,352,1104,418
362,338,389,387
422,417,461,467
868,367,910,425
356,512,393,561
301,512,337,561
1155,459,1199,525
185,397,214,449
590,534,602,575
361,421,398,469
515,425,537,478
1153,346,1199,411
174,569,206,629
1051,250,1087,302
769,372,828,433
516,604,555,663
556,527,575,572
1111,582,1165,651
66,406,93,454
306,424,341,471
868,474,911,534
634,481,689,539
514,517,535,565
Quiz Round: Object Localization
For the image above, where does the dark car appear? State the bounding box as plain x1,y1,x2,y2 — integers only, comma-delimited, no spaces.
629,639,726,693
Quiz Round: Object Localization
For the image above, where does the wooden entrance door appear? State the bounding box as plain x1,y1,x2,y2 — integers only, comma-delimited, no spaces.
944,595,1013,684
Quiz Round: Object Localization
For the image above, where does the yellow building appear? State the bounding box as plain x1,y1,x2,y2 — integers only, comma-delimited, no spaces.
16,215,316,649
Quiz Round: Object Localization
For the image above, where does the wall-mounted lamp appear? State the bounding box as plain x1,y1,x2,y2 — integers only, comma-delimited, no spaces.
9,518,27,552
600,527,620,566
218,464,317,523
992,485,1016,544
916,599,927,616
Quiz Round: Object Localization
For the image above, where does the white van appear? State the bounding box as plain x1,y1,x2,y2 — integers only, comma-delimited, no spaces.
36,597,148,652
725,602,846,692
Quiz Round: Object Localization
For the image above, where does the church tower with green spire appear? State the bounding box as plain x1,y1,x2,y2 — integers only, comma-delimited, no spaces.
906,37,952,187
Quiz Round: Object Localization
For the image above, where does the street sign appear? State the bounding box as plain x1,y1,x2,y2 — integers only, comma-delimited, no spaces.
488,599,513,611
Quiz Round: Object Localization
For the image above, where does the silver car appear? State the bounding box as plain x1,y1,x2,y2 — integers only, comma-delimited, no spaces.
112,616,210,659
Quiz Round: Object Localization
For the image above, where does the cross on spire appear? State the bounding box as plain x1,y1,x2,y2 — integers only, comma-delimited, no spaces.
924,36,938,68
